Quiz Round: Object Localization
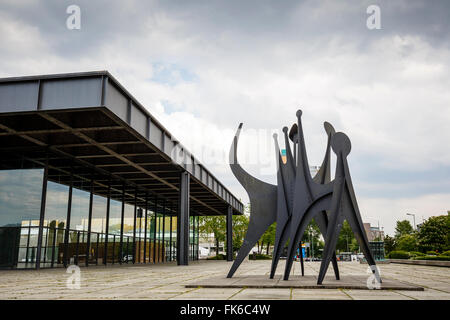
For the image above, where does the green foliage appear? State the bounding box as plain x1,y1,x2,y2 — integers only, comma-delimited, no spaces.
426,250,438,256
395,220,414,238
301,219,322,257
199,203,250,256
388,250,410,259
248,253,272,260
198,215,226,255
349,238,359,252
396,234,417,252
442,250,450,256
384,235,396,254
232,214,249,253
258,222,276,254
409,251,425,257
206,254,226,260
417,214,450,253
336,221,356,252
415,255,450,261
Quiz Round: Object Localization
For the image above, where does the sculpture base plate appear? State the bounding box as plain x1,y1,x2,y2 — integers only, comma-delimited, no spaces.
185,275,423,291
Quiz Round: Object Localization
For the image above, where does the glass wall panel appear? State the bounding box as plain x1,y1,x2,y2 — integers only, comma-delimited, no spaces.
0,169,43,227
156,213,161,262
147,208,156,263
91,195,106,233
135,207,145,263
89,195,106,265
107,199,121,263
189,216,194,260
142,205,150,263
42,181,68,267
69,186,90,265
0,169,43,269
170,216,177,262
122,203,134,263
70,187,90,232
163,215,170,261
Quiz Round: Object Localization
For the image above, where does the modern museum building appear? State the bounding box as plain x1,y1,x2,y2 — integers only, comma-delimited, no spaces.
0,71,243,270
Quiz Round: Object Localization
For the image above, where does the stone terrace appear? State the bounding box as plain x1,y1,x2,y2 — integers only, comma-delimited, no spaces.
0,260,449,300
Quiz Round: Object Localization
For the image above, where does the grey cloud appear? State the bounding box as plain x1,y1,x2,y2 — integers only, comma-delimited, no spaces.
0,0,449,234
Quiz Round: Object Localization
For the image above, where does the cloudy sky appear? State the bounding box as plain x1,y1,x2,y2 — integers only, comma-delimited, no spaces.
1,0,449,235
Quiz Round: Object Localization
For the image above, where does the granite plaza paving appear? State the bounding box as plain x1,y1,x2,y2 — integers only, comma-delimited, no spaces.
0,260,449,300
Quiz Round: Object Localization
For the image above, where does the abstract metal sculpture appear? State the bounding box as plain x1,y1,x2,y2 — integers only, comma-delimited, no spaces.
227,110,380,285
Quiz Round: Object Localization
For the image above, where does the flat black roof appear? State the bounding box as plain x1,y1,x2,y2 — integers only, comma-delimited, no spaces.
0,71,244,216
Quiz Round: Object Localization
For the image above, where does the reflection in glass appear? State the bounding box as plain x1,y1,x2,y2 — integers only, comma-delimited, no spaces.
42,181,68,267
70,187,90,232
0,169,43,227
0,169,43,269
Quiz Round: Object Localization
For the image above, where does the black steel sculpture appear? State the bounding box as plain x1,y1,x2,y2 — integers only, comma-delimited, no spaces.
227,110,380,285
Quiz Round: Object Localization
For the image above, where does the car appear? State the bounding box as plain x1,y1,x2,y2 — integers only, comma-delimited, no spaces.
122,255,133,262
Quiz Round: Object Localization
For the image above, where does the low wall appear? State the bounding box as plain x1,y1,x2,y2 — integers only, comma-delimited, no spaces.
388,259,450,267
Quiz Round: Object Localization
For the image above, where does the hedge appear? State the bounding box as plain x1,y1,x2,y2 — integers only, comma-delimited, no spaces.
249,253,272,260
426,250,438,256
441,251,450,256
388,251,410,259
409,251,425,257
415,255,450,261
207,254,226,260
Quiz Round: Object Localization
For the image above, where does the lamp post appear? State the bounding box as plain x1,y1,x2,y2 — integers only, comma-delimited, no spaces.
406,213,416,230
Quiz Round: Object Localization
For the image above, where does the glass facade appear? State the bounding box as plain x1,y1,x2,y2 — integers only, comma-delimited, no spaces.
0,169,43,269
189,215,199,261
0,168,199,269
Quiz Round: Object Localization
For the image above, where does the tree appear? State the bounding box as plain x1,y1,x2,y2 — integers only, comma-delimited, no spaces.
301,220,321,257
395,220,414,238
198,216,226,256
259,222,276,255
384,235,396,254
336,221,356,253
416,213,450,253
231,214,249,254
350,238,359,252
396,234,417,252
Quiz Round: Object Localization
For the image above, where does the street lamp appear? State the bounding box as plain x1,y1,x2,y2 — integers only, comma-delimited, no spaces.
406,213,416,230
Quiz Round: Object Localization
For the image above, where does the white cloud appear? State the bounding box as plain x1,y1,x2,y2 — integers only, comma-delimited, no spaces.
0,1,449,232
359,193,450,235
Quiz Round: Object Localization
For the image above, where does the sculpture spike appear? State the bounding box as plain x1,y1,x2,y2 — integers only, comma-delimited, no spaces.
228,112,379,287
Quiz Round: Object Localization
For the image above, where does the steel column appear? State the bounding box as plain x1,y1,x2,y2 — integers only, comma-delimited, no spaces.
85,176,94,267
35,156,48,270
103,179,111,265
63,167,73,267
132,188,137,264
152,196,158,263
177,171,190,265
119,183,125,264
169,207,173,261
226,206,233,261
162,200,166,262
143,193,148,263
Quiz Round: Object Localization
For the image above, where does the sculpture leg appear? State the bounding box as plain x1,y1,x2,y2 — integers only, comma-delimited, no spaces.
270,222,290,279
315,212,340,280
317,217,344,285
331,253,340,280
227,238,258,278
299,250,304,276
342,187,381,283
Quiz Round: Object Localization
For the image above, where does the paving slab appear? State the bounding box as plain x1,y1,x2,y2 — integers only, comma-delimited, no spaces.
229,288,291,300
186,274,424,291
2,260,449,300
292,289,351,300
